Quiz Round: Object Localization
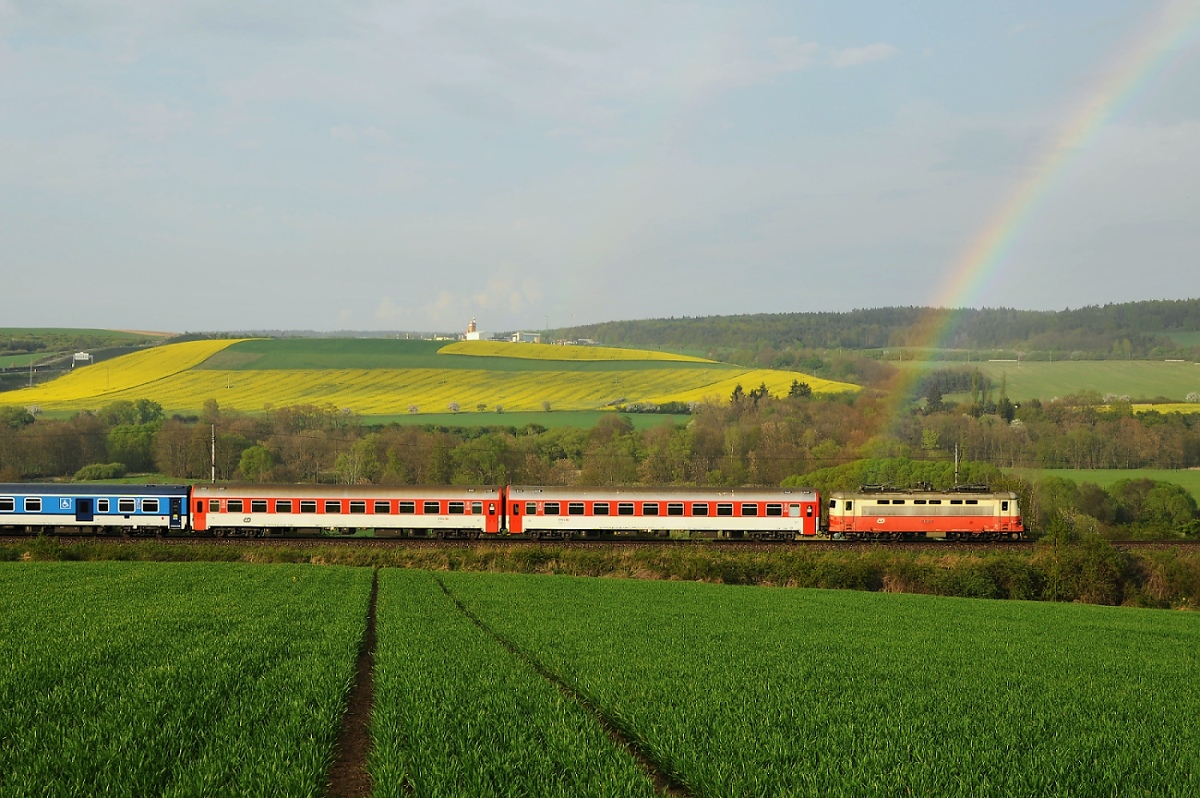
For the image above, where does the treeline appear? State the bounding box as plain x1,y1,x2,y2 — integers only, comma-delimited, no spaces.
4,393,1200,539
0,330,162,357
555,299,1200,360
6,535,1198,609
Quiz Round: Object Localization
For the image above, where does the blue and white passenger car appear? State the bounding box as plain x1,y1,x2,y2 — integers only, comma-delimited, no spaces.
0,484,189,536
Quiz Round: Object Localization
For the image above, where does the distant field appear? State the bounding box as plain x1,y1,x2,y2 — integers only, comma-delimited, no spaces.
6,339,245,405
1163,331,1200,347
1132,403,1200,415
4,338,856,418
439,340,713,363
899,360,1200,403
0,327,167,341
0,353,56,368
372,410,691,430
199,339,724,372
1007,468,1200,500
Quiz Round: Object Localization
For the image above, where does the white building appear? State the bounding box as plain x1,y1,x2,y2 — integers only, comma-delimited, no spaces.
510,332,542,344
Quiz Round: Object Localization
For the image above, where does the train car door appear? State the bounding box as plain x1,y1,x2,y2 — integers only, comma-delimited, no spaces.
170,498,183,530
788,503,803,535
75,498,93,523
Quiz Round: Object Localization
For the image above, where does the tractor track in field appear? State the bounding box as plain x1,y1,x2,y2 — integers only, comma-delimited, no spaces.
434,575,692,798
326,569,379,798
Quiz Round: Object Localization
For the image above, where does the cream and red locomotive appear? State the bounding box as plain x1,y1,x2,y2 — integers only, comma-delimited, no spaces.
827,486,1024,541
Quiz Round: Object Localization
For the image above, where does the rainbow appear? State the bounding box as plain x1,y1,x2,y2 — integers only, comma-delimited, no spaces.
890,0,1200,423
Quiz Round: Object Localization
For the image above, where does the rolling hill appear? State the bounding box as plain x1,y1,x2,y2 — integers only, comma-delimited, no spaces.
5,338,858,418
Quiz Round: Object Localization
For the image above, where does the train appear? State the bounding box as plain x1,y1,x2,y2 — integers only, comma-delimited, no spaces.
0,482,1025,541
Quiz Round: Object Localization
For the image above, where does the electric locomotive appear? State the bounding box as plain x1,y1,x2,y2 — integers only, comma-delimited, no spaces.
827,485,1023,541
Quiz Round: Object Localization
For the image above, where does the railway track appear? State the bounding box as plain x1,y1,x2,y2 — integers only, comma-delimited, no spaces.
1,533,1036,552
4,534,1193,553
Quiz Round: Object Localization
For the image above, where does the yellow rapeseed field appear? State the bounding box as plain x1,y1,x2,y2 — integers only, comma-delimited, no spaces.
2,338,858,415
438,340,713,363
1132,403,1200,415
641,369,853,406
9,339,246,408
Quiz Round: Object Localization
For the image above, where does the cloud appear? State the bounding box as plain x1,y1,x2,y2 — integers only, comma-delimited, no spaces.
1009,21,1044,36
125,102,195,141
934,126,1047,175
371,273,544,330
330,125,392,148
767,36,821,72
330,125,357,143
829,43,900,68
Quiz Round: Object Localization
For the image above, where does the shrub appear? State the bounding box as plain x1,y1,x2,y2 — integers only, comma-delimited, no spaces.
73,462,127,481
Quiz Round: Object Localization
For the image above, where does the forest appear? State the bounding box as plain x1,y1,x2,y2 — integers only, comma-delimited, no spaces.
555,299,1200,361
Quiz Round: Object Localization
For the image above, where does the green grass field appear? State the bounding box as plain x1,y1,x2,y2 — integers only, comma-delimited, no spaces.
0,562,371,796
11,561,1194,797
1007,467,1200,500
371,570,659,796
444,571,1200,797
0,352,59,368
0,327,166,341
1163,331,1200,347
899,359,1200,403
370,410,691,429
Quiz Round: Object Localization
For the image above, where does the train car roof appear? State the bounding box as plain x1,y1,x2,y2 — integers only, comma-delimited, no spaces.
508,485,818,501
829,489,1018,500
191,483,503,499
0,483,190,496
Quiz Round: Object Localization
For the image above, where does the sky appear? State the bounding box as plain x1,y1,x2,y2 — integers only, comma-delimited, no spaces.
2,0,1198,334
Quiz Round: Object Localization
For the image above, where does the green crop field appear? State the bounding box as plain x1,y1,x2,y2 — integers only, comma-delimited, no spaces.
1163,331,1200,347
1007,467,1200,500
372,410,692,430
441,571,1200,797
0,562,371,796
0,353,53,368
900,359,1200,403
370,570,659,796
0,328,166,342
5,563,1200,796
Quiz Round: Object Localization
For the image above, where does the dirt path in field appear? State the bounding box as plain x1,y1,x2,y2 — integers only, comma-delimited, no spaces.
326,570,379,798
437,577,691,798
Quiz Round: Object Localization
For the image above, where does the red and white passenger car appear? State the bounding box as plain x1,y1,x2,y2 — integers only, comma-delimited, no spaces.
826,487,1024,541
506,485,820,541
191,484,504,537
